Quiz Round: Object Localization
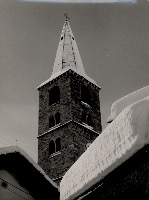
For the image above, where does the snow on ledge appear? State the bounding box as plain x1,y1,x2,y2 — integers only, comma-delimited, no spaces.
107,85,149,123
60,96,149,200
37,68,100,89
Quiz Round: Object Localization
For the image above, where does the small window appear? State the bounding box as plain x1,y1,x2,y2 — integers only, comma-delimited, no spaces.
82,111,87,124
61,37,63,40
49,113,60,129
49,86,60,106
55,112,60,125
56,138,61,152
49,141,55,155
82,112,93,127
87,114,93,127
49,115,55,128
49,138,61,156
81,85,90,105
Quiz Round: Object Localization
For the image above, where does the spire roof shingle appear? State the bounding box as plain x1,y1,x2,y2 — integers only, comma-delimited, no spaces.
38,19,97,89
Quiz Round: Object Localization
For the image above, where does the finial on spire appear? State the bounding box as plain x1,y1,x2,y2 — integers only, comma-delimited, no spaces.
64,13,70,21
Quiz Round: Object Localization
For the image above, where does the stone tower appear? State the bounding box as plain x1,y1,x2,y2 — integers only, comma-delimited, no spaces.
37,18,102,185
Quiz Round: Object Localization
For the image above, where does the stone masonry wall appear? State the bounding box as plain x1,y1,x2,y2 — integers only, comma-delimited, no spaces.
38,121,98,185
70,71,102,133
38,70,102,136
38,71,72,136
38,69,101,185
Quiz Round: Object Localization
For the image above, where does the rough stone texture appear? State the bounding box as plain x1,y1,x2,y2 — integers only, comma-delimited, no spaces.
38,70,101,136
78,145,149,200
38,69,101,185
70,71,101,133
38,121,99,185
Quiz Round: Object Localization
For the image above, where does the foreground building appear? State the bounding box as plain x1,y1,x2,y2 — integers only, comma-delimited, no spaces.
0,146,59,200
60,86,149,200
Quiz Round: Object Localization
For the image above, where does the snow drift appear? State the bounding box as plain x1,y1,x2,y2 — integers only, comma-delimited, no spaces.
60,96,149,200
107,85,149,122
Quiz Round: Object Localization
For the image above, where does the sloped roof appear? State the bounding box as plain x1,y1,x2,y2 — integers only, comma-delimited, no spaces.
37,20,97,89
60,96,149,200
107,85,149,123
0,146,59,199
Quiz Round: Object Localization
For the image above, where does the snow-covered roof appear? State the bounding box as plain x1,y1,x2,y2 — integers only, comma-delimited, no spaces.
60,96,149,200
107,85,149,123
0,146,59,190
37,20,97,89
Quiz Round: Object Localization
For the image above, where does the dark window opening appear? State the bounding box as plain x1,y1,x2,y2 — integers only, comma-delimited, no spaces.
49,86,60,106
87,114,93,126
55,112,60,125
49,138,61,155
49,115,55,128
82,111,87,124
72,37,74,40
56,138,61,152
49,112,60,129
82,112,93,127
61,37,63,40
49,141,55,155
81,85,90,105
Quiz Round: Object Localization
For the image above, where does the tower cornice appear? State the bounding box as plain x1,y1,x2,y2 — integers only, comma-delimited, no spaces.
37,120,100,138
37,69,101,90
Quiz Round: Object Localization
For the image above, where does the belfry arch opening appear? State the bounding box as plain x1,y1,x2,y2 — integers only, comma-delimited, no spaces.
81,85,90,105
87,114,93,127
49,141,55,155
82,112,93,127
55,112,60,125
49,138,61,155
49,86,60,106
49,112,60,129
55,138,61,152
49,115,55,128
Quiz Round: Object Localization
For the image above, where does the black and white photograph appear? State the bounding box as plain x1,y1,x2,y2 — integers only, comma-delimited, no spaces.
0,0,149,199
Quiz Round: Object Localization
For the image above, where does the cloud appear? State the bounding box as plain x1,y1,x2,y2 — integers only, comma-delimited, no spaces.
20,0,137,4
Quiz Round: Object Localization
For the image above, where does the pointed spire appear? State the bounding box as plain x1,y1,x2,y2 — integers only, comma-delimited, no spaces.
37,18,97,89
52,18,86,77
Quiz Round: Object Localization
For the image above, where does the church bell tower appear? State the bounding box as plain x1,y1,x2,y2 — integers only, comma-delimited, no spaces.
37,17,102,185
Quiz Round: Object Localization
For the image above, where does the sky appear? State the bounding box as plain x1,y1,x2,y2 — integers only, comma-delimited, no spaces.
0,0,149,161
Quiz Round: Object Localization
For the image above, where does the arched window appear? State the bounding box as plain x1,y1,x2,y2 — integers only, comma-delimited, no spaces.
82,111,87,124
87,114,93,127
49,138,61,156
82,112,93,127
49,141,55,155
55,138,61,152
49,113,60,129
81,85,90,105
49,115,55,128
55,112,60,125
49,86,60,106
